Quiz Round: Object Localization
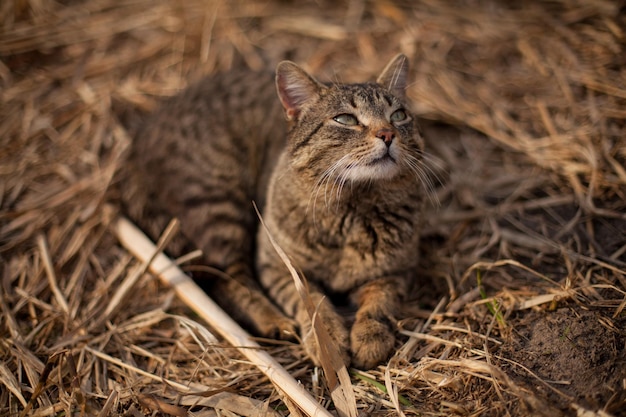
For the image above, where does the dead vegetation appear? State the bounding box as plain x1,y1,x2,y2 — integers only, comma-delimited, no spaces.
1,0,625,416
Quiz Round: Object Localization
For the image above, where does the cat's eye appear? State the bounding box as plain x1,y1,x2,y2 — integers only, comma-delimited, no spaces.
390,109,408,123
333,114,359,126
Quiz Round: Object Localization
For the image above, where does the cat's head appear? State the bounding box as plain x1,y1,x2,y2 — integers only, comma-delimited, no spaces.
275,54,424,185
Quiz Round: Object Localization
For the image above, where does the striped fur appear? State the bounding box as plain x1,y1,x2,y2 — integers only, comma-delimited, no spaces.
125,55,426,369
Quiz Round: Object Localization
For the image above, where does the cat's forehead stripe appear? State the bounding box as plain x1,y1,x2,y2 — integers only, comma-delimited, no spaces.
326,85,397,114
346,84,397,107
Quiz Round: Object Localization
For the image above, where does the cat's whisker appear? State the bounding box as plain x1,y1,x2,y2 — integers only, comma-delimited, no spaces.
308,172,331,224
332,171,348,209
404,153,440,206
315,160,339,204
418,152,447,195
323,156,348,207
421,152,448,176
389,55,407,91
309,168,331,213
405,157,432,193
308,154,352,218
315,155,357,211
336,168,351,208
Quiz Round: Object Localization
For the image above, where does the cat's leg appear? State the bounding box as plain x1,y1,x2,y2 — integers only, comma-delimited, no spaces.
209,262,298,340
124,190,294,338
257,257,350,366
294,286,351,367
172,200,297,340
349,275,407,369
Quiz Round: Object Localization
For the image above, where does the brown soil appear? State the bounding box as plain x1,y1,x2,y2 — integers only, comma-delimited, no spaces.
506,308,626,415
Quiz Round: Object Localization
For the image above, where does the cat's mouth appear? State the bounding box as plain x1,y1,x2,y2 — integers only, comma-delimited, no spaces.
368,154,396,166
343,150,401,182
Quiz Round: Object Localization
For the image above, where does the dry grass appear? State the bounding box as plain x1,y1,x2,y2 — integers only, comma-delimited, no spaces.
1,0,625,416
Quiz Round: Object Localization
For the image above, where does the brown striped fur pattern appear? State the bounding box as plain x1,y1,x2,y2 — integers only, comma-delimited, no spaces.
125,55,426,369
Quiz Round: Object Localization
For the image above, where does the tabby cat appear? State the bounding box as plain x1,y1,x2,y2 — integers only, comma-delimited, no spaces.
125,54,425,369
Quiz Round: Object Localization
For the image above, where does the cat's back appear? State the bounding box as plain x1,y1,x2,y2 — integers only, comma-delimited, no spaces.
130,68,286,211
134,68,284,168
124,67,287,250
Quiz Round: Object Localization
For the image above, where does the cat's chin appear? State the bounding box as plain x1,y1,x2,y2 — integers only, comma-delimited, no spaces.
345,157,401,182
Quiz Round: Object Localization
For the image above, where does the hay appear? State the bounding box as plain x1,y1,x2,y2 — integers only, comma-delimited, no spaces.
114,216,335,417
1,0,625,416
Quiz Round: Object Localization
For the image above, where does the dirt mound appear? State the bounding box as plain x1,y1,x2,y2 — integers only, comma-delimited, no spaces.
507,309,626,414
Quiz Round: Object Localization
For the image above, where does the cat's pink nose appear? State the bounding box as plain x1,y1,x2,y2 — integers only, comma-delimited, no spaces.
376,129,395,147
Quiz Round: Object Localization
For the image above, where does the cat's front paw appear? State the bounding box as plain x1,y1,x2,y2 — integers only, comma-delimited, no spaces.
297,308,350,367
256,314,298,341
244,299,298,341
350,315,395,369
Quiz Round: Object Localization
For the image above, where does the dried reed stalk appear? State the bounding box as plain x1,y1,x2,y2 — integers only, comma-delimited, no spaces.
113,216,332,417
255,203,358,417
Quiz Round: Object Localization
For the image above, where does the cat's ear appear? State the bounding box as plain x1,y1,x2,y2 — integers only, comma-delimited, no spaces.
376,54,409,100
276,61,324,121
